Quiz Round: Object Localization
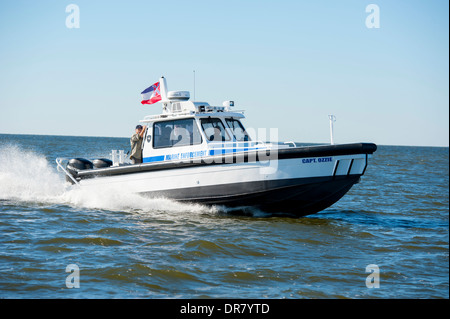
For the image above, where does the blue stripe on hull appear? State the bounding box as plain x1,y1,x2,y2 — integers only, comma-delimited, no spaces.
143,148,262,163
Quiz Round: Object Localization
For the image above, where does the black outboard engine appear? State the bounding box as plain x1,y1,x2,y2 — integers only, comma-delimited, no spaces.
93,158,113,168
65,158,93,184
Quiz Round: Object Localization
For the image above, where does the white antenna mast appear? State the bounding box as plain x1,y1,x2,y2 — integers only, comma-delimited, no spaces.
328,114,336,145
193,70,196,101
160,76,168,102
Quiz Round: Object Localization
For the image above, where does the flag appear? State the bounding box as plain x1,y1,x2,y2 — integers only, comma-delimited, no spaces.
141,82,162,105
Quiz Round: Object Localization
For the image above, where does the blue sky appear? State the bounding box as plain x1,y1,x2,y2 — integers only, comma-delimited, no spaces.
0,0,448,146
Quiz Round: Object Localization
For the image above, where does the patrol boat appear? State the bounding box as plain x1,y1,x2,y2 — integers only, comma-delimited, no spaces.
56,77,377,217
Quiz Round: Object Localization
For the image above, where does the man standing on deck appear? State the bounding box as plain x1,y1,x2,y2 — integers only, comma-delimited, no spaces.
130,124,147,164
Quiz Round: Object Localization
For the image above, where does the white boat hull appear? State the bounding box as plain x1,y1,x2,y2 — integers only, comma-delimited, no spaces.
71,143,376,217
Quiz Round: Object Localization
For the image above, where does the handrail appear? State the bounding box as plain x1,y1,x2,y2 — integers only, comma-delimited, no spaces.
206,140,267,151
140,111,195,122
55,158,80,186
140,109,246,123
284,141,297,147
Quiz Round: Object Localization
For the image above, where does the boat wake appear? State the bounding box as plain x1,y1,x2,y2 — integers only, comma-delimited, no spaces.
0,144,65,203
0,145,195,211
0,145,266,217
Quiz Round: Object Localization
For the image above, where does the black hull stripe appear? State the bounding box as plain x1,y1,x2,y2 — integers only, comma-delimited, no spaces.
139,175,362,217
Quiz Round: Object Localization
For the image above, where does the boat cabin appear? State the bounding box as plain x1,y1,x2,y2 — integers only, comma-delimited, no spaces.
139,98,262,164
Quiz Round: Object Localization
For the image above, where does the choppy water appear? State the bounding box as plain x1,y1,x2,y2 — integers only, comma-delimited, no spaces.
0,134,448,299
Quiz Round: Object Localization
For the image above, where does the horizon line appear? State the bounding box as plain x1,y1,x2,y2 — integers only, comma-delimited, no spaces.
1,132,448,148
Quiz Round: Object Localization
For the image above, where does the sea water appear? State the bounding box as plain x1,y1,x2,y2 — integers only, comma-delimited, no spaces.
0,134,448,299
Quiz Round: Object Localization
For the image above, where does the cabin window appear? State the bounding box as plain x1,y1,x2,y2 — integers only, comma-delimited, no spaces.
225,118,250,141
200,118,231,142
153,118,202,148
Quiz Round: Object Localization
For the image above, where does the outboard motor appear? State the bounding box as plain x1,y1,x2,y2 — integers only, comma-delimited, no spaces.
93,158,113,168
65,158,93,184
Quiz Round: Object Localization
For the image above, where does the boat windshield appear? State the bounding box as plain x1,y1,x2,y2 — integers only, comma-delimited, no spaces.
153,118,202,148
200,118,231,142
225,118,251,141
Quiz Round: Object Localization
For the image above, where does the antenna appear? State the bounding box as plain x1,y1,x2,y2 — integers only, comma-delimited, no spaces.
328,114,336,145
193,70,196,101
